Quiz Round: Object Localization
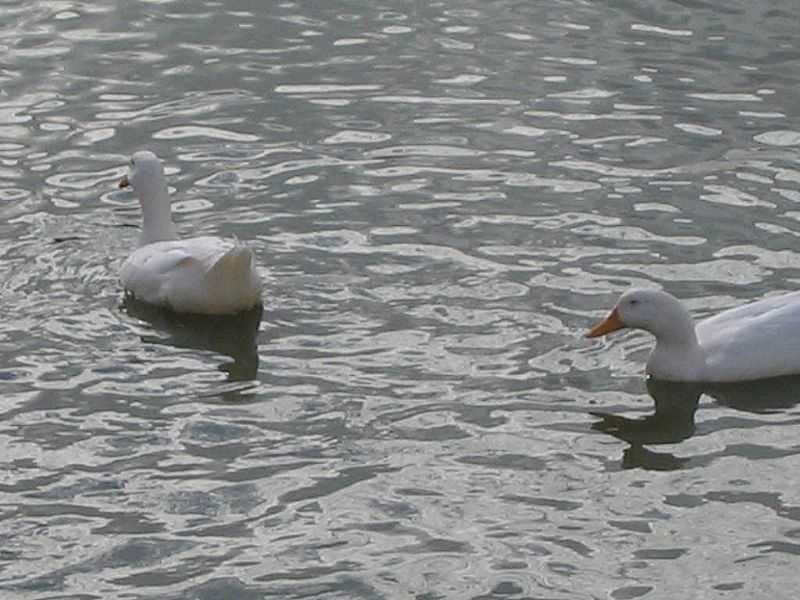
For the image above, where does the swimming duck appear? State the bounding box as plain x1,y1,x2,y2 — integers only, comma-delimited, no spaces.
586,287,800,382
118,150,262,315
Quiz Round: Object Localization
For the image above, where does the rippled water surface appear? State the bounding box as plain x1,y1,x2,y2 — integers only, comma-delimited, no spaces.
3,1,800,598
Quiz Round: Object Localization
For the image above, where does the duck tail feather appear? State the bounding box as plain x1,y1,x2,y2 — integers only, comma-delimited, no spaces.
205,242,257,290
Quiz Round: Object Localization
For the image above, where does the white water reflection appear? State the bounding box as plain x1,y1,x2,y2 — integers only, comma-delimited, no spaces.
2,0,800,598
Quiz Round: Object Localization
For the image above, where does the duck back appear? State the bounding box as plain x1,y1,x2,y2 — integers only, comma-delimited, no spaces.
121,237,262,315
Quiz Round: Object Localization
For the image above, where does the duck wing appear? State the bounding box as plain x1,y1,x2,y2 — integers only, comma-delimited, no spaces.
121,237,261,313
696,291,800,381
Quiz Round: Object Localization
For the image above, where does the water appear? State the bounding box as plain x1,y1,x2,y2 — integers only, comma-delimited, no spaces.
3,0,800,597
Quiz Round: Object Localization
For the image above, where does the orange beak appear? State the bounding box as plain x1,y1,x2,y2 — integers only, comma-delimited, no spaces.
119,175,130,189
586,307,625,338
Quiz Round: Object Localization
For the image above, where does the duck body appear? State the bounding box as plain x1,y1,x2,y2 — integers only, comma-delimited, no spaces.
121,236,262,315
587,288,800,382
119,150,262,315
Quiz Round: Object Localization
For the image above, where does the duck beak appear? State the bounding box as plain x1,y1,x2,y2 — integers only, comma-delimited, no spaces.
586,307,625,338
118,174,130,189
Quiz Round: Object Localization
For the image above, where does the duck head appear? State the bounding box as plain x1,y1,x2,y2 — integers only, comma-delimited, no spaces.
119,150,177,245
119,150,165,196
586,288,695,342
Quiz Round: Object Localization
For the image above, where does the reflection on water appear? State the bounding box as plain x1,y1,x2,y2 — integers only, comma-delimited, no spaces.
706,376,800,413
4,0,800,598
122,296,262,382
592,379,701,444
593,376,800,470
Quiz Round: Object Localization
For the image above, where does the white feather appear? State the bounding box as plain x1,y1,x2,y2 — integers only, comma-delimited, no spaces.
589,288,800,382
119,151,262,315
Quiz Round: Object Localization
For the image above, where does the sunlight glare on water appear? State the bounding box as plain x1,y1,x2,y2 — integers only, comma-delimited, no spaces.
2,1,800,598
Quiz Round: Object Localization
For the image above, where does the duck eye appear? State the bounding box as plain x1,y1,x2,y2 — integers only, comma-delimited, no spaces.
629,299,639,306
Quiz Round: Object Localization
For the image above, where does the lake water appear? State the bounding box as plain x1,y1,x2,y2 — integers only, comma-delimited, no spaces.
3,1,800,598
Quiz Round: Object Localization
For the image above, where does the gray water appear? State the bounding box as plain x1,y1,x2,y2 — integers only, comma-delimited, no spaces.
3,1,800,598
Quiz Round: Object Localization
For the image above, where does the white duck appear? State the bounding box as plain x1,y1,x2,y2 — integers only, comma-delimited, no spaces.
118,150,262,315
586,288,800,382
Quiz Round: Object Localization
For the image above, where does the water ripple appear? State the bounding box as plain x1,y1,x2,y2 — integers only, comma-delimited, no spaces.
3,0,800,598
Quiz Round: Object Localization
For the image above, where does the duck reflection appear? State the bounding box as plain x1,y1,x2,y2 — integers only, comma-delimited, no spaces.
592,376,800,471
122,295,262,381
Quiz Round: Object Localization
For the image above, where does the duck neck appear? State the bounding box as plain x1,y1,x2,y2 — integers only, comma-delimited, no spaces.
647,318,704,380
139,184,178,246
